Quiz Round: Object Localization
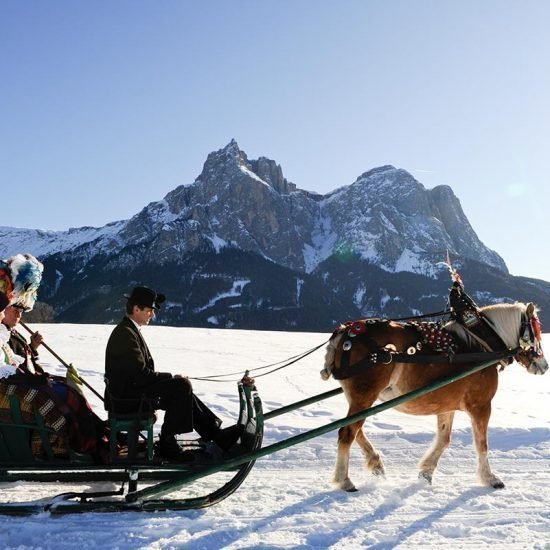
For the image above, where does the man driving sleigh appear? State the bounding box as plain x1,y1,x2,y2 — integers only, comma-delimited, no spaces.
105,286,244,462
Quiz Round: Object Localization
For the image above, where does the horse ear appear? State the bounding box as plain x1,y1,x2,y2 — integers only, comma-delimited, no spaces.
526,303,536,318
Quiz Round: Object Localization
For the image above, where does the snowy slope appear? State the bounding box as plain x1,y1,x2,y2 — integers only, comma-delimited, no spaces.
0,221,126,259
0,325,548,549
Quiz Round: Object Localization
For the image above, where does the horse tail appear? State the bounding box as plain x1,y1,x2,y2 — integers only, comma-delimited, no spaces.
321,330,345,380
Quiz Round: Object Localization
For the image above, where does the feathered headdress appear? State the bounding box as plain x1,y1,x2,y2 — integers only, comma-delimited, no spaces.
0,254,44,311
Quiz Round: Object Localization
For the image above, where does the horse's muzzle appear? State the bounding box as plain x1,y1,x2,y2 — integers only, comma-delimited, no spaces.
528,358,549,375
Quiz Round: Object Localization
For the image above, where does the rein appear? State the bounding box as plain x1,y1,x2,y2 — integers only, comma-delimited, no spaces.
189,308,460,383
187,301,542,384
189,339,330,383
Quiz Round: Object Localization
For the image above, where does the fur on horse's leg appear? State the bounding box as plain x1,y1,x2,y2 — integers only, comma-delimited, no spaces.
418,412,454,484
355,427,385,477
333,422,362,492
469,405,504,489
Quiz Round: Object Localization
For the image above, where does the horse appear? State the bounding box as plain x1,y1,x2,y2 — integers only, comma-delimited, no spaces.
322,302,548,492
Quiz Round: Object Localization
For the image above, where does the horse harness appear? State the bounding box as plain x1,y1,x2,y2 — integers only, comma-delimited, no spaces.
450,281,543,361
329,317,522,381
448,282,508,353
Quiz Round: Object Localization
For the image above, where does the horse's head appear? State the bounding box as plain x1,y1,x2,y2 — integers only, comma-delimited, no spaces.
515,303,548,375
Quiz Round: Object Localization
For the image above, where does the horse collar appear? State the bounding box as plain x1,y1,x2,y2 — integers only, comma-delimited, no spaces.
449,284,508,353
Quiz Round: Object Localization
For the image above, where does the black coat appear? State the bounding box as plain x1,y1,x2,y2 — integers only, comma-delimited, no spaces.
104,317,221,437
104,316,172,406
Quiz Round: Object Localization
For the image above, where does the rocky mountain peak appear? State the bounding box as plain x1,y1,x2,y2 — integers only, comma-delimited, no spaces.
359,165,398,180
198,140,296,196
199,139,249,182
248,157,296,195
350,166,424,204
354,165,418,189
222,138,246,160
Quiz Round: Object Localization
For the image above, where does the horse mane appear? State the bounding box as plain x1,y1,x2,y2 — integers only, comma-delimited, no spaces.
321,331,345,379
446,302,529,350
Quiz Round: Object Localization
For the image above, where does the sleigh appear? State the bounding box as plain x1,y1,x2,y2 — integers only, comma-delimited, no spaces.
0,379,263,515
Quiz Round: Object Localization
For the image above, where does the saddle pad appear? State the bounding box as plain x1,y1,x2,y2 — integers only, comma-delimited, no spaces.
410,321,458,354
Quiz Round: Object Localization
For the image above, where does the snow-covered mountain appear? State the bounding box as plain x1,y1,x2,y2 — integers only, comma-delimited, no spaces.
0,140,505,275
1,140,548,329
0,222,125,260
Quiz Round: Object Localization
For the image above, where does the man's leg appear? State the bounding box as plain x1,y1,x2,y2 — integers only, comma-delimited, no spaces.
191,395,222,438
145,377,194,436
146,378,242,455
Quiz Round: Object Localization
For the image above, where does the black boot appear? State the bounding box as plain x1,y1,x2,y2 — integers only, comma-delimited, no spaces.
157,434,196,463
212,424,244,451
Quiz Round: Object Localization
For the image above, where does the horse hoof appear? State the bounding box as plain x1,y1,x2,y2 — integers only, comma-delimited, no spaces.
372,467,386,478
336,479,358,492
419,471,432,484
484,474,505,489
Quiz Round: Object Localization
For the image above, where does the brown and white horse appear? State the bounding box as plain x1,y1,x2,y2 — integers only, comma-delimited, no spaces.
323,302,547,491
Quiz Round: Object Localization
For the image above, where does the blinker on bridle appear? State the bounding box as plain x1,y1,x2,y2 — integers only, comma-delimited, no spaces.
519,313,543,358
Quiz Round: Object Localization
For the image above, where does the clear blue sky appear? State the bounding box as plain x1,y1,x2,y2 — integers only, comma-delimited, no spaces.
1,1,549,281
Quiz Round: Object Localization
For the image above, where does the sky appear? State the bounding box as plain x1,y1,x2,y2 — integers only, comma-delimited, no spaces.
1,1,549,281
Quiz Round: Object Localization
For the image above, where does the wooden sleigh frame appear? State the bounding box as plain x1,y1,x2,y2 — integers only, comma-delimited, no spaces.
0,382,263,515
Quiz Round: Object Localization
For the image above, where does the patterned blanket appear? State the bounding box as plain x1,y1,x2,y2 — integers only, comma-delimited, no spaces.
0,377,70,458
408,321,458,354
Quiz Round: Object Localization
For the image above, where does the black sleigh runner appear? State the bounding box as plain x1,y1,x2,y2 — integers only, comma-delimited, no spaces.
0,254,546,515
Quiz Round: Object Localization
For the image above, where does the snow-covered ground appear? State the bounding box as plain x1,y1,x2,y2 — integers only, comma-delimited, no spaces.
0,324,548,549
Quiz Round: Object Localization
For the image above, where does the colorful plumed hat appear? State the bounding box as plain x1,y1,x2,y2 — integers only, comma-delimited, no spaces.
0,254,44,311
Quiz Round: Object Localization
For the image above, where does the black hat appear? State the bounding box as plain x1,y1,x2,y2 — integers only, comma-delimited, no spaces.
124,286,166,310
0,291,9,312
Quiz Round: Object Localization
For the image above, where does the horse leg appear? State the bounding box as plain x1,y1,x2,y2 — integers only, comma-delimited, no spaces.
469,404,504,489
355,427,385,477
418,412,454,484
333,418,363,492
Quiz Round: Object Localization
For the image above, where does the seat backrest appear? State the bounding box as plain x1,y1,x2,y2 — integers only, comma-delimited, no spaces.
104,376,155,418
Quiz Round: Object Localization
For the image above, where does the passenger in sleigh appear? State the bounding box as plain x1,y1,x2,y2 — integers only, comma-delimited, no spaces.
0,254,45,379
2,302,45,375
0,254,109,461
1,291,67,455
1,301,108,460
105,286,245,462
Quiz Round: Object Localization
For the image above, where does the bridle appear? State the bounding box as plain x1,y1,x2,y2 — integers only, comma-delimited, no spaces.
517,312,544,366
